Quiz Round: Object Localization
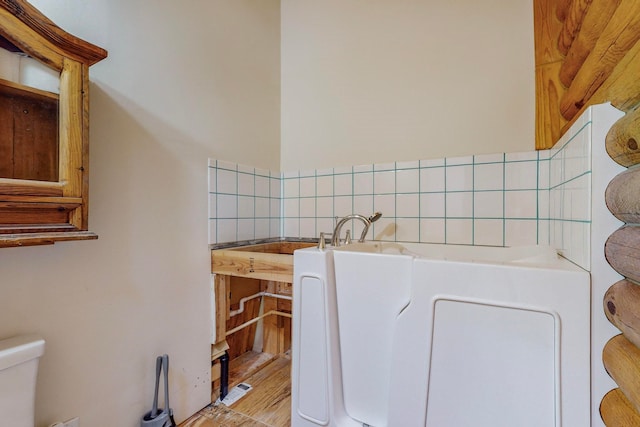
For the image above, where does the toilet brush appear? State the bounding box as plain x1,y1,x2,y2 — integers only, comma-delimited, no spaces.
151,356,161,419
163,354,177,427
140,354,173,427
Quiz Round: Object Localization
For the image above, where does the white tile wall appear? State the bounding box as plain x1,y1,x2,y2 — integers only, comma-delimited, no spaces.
421,193,445,217
474,219,504,246
374,170,395,194
547,109,593,270
474,163,504,191
474,192,503,218
446,164,473,192
209,154,544,246
396,193,419,218
446,192,473,217
396,218,420,242
505,161,537,190
208,105,599,260
397,168,420,193
278,155,546,245
446,219,473,245
354,171,374,194
420,218,445,243
208,159,281,244
317,175,334,197
420,166,445,192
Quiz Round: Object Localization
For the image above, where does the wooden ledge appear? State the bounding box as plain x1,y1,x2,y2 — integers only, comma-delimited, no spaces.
0,230,97,247
211,241,315,282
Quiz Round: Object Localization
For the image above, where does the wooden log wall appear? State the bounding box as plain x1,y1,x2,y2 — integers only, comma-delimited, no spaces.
534,1,640,425
602,130,640,424
535,0,640,149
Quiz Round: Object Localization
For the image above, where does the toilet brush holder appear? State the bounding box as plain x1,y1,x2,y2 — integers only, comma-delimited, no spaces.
141,354,175,427
140,409,170,427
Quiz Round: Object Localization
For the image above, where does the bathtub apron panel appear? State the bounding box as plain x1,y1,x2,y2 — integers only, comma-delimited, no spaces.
293,243,591,427
333,251,413,426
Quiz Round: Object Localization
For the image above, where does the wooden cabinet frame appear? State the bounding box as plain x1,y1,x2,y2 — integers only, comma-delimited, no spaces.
211,242,315,357
0,0,106,247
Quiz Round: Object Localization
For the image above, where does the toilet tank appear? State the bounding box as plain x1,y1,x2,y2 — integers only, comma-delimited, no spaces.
0,334,45,427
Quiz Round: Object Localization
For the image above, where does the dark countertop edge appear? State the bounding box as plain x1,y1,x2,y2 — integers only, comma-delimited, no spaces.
209,237,319,251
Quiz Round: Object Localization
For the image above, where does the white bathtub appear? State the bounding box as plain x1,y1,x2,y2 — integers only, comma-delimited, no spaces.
292,242,590,427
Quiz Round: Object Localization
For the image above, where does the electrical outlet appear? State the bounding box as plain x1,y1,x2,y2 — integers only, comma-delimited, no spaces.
62,417,79,427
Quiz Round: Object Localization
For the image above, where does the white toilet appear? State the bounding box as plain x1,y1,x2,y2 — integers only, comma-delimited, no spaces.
0,334,45,427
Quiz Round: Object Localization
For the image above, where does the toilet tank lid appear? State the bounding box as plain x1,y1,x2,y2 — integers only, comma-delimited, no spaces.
0,334,45,371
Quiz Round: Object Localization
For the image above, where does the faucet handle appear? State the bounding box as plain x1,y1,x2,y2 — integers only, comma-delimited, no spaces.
344,229,352,245
369,212,383,222
318,232,331,249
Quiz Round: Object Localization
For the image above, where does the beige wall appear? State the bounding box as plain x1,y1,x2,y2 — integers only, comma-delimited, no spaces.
0,1,280,426
281,0,535,170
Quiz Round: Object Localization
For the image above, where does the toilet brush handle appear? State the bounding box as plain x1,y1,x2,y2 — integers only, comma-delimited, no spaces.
151,356,162,418
162,354,176,426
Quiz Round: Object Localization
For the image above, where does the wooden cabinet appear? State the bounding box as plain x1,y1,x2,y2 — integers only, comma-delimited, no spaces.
211,241,314,356
0,0,107,247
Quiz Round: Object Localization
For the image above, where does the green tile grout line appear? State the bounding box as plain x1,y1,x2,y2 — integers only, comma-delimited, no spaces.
235,164,239,242
502,153,506,247
418,163,422,242
394,162,398,242
472,155,476,245
443,157,448,244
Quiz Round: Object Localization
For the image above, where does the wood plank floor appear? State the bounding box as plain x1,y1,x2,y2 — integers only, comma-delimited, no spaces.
180,354,291,427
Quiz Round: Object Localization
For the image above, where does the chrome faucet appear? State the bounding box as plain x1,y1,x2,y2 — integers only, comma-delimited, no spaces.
331,212,382,246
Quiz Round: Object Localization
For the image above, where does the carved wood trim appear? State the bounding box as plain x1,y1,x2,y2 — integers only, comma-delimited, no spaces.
0,0,106,65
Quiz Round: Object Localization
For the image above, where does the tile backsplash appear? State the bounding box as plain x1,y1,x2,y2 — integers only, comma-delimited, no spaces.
280,152,543,247
209,106,596,270
547,108,593,270
208,159,281,244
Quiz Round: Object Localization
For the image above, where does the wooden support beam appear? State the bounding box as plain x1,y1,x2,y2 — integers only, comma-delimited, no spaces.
211,242,314,283
534,0,566,149
559,0,621,87
560,0,640,120
536,61,568,149
213,274,229,345
603,335,640,416
262,281,279,355
605,280,640,349
557,0,593,56
563,40,640,138
535,0,565,65
555,0,573,23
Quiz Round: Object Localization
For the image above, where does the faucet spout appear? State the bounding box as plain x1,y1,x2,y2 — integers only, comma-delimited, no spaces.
331,212,382,246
